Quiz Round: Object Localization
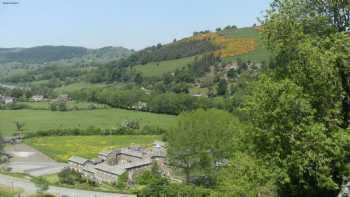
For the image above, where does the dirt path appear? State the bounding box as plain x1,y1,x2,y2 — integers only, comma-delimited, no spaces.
5,144,55,163
3,144,67,176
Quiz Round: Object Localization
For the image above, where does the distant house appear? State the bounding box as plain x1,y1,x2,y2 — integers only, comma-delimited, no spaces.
1,96,16,104
192,94,203,97
132,101,148,111
32,95,44,102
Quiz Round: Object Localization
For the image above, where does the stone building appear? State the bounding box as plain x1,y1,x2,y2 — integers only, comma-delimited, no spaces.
67,141,167,184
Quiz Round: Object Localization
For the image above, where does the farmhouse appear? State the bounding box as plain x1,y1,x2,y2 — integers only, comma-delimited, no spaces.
0,95,16,104
67,141,167,184
32,95,44,102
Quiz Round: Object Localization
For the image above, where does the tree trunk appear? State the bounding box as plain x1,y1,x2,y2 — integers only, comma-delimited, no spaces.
184,168,191,184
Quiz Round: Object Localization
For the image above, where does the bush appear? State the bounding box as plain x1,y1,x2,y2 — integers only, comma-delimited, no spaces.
116,172,128,189
121,120,140,129
24,125,165,138
58,168,85,185
50,100,67,111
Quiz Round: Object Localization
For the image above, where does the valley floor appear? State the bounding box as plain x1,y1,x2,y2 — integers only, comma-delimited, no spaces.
0,109,175,136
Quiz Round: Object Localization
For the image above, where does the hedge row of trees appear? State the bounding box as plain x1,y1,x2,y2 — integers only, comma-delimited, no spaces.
25,125,165,138
70,86,229,115
124,39,218,66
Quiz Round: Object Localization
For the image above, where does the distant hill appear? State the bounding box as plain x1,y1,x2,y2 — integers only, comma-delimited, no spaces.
129,26,270,77
0,46,133,64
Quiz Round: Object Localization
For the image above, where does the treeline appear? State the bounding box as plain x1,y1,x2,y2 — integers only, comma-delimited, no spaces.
0,46,88,64
70,86,228,115
25,125,165,139
5,64,82,84
126,39,218,65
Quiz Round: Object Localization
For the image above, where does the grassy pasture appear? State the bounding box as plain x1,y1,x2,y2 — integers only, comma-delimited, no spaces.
220,27,271,63
0,109,176,136
25,135,160,161
134,56,195,77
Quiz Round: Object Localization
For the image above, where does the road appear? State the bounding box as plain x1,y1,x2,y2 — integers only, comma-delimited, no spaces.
0,174,135,197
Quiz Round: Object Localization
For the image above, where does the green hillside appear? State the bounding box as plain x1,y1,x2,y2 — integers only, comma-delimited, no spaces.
0,46,133,64
134,56,195,77
133,27,269,77
220,27,271,63
0,46,88,64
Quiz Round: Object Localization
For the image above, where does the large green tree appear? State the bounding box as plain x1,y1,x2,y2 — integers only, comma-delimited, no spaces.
167,109,241,183
263,0,350,129
243,75,350,196
239,1,350,196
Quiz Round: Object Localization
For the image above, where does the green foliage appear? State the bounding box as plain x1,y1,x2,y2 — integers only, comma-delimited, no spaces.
32,176,49,194
70,85,223,115
242,76,350,196
58,168,85,185
243,1,350,196
116,172,129,189
49,99,67,111
216,79,227,96
138,175,212,197
190,54,221,77
215,152,277,197
167,109,241,183
14,120,25,132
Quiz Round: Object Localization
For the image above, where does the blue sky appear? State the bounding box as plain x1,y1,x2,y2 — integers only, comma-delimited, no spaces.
0,0,271,49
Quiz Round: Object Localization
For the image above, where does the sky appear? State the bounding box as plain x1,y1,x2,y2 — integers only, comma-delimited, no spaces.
0,0,271,50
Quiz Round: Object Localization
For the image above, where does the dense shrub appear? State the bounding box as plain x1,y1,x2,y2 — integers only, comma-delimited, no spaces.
58,168,85,185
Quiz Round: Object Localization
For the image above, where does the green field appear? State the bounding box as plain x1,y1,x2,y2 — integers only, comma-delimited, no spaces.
134,56,195,77
25,135,160,161
0,109,176,136
220,27,271,63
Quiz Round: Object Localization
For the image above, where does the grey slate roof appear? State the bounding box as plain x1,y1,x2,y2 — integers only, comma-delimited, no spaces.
83,164,97,174
68,156,89,165
95,163,126,175
118,159,152,170
117,148,144,159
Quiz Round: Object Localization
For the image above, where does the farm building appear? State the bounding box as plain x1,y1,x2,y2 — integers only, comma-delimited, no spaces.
67,141,167,184
0,95,16,104
32,95,44,102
